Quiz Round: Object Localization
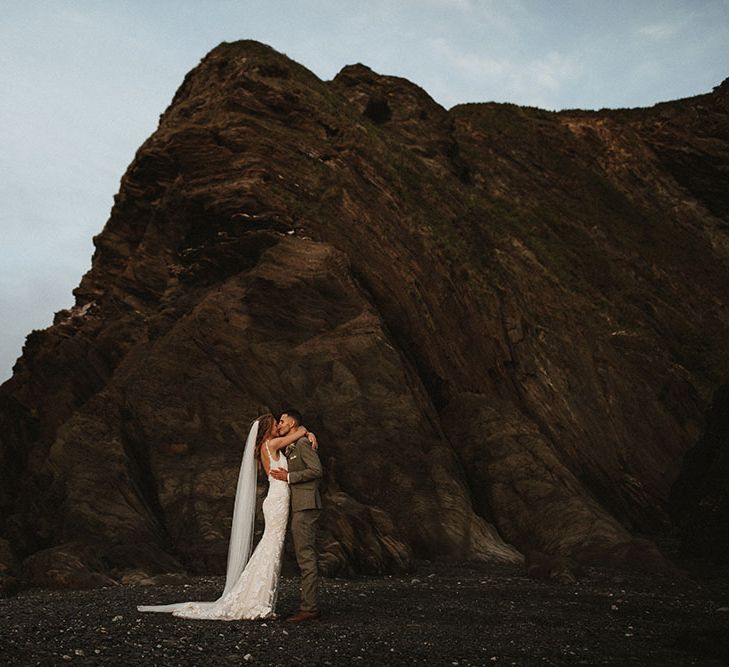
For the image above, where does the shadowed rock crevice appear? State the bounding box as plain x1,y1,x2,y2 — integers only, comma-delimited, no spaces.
363,96,392,124
1,40,728,589
670,380,729,567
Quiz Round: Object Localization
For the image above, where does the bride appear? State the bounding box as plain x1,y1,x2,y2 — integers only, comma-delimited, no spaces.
137,413,316,620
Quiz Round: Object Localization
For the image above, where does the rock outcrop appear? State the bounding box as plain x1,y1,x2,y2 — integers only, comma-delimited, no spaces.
1,40,728,590
670,382,729,568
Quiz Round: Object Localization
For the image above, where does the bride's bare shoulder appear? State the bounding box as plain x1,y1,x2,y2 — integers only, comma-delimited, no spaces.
260,439,271,472
266,439,281,462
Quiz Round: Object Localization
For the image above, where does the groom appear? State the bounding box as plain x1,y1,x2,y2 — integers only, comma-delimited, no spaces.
270,409,323,621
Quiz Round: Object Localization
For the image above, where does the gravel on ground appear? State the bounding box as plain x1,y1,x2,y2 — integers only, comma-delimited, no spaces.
1,560,728,666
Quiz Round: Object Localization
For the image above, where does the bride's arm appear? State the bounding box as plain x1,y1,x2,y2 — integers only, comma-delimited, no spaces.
267,425,307,452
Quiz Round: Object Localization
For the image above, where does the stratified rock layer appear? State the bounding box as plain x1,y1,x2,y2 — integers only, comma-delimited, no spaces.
1,41,728,589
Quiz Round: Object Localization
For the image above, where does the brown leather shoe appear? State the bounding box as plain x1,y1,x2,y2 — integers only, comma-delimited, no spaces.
286,610,321,622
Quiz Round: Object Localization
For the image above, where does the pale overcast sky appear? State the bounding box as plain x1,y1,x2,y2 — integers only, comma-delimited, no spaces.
1,0,728,381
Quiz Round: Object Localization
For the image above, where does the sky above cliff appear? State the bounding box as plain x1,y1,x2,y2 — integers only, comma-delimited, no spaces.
1,0,728,381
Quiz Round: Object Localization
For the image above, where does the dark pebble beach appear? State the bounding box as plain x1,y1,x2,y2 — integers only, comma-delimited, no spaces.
1,560,728,666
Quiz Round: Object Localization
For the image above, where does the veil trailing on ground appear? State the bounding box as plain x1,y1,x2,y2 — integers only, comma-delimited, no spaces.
136,419,259,614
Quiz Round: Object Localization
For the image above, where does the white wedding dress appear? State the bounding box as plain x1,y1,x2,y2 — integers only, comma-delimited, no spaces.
137,440,289,620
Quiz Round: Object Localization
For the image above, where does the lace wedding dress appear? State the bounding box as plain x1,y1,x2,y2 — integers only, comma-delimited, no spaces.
137,440,289,620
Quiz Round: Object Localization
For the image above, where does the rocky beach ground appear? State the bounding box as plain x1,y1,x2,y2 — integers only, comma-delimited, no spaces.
1,559,728,666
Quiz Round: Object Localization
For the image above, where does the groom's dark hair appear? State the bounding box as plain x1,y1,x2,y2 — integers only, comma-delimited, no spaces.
281,408,302,426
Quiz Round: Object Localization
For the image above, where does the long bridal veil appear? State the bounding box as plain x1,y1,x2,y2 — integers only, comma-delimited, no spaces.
222,418,258,595
137,419,259,613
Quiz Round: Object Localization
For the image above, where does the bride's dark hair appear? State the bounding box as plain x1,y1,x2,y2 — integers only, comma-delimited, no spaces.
253,413,276,461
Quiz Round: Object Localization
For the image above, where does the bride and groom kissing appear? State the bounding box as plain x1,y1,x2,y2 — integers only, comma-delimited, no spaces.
137,409,323,622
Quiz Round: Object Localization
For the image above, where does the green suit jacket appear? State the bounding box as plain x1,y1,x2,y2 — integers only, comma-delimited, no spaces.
286,436,323,512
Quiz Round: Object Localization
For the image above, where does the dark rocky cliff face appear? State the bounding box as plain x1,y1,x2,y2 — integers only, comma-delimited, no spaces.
1,41,728,591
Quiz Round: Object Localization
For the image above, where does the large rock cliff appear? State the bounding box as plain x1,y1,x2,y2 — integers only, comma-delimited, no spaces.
2,41,728,590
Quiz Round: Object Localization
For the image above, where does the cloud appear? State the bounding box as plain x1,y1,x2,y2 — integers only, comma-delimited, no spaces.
417,0,532,34
431,37,581,108
638,22,679,41
424,0,473,9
